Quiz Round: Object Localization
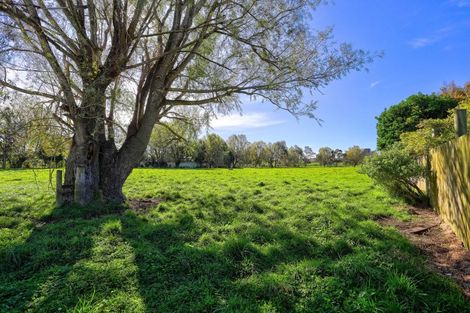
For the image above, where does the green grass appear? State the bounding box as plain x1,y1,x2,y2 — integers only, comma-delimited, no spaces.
0,167,468,312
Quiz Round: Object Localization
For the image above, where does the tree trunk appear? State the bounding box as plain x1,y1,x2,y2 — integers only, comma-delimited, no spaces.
63,109,156,205
62,89,134,205
64,134,129,205
61,57,171,206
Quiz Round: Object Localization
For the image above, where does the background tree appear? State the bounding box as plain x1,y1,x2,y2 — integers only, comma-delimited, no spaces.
303,146,316,163
26,106,70,168
164,119,200,168
247,141,267,167
440,81,470,130
147,117,199,167
226,134,249,168
381,82,470,158
376,93,458,150
440,81,470,102
0,0,371,204
271,141,288,167
317,147,334,166
147,128,171,167
333,149,344,166
0,106,27,169
264,143,276,168
224,150,235,169
203,133,227,168
167,139,194,168
344,145,364,166
193,139,207,167
286,145,305,167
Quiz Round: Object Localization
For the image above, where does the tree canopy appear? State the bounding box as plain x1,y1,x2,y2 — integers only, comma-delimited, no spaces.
344,145,364,166
376,93,458,150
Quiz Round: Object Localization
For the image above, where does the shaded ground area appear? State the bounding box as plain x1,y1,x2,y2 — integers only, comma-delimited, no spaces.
380,206,470,297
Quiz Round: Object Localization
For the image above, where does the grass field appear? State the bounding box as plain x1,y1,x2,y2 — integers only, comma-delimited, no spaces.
0,167,468,312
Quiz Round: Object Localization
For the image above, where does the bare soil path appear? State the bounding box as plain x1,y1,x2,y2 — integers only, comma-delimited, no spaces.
380,206,470,297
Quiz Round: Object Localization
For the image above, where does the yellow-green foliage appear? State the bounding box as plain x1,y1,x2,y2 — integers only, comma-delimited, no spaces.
0,168,468,312
428,134,470,249
400,118,454,156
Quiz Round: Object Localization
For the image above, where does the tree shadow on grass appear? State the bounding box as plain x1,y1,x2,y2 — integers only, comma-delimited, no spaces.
119,211,332,312
1,200,469,313
0,203,131,312
120,207,470,312
1,201,350,312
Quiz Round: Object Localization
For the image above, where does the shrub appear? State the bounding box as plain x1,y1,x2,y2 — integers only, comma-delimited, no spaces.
360,144,426,204
376,93,457,150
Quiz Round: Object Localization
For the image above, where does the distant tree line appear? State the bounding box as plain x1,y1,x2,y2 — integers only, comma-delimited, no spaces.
316,146,371,167
142,120,371,168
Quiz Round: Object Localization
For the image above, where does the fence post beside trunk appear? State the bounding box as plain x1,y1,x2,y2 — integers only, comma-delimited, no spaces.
454,109,468,137
56,170,63,207
74,166,87,205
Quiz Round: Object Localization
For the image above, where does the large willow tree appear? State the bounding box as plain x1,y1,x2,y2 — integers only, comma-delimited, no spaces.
0,0,371,204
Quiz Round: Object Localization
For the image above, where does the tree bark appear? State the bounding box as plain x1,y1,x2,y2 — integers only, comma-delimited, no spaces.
64,133,128,205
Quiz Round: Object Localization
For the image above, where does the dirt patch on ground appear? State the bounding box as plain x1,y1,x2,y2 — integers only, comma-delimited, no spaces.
379,206,470,297
128,198,165,214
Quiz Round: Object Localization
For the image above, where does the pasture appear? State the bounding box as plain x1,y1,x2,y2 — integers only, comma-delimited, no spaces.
0,167,468,312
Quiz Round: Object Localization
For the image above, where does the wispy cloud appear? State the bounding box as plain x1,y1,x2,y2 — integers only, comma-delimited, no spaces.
409,37,437,48
211,112,284,129
408,26,454,49
449,0,470,7
370,80,380,88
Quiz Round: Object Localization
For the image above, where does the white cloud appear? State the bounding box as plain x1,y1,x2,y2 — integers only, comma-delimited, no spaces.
211,112,284,129
408,25,456,49
408,37,437,48
370,80,380,88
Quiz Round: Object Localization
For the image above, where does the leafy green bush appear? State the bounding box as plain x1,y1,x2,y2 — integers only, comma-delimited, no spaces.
361,144,427,204
376,93,457,150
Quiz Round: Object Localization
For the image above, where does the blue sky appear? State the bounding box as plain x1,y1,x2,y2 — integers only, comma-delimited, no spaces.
211,0,470,151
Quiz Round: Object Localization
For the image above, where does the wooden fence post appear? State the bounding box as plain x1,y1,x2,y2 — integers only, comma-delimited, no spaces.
56,170,63,207
454,109,467,137
74,166,86,205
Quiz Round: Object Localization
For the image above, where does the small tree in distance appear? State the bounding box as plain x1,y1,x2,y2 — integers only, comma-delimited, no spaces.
303,146,316,163
0,106,26,169
247,141,268,168
345,146,364,166
203,134,227,168
227,134,250,168
317,147,334,166
287,146,306,167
